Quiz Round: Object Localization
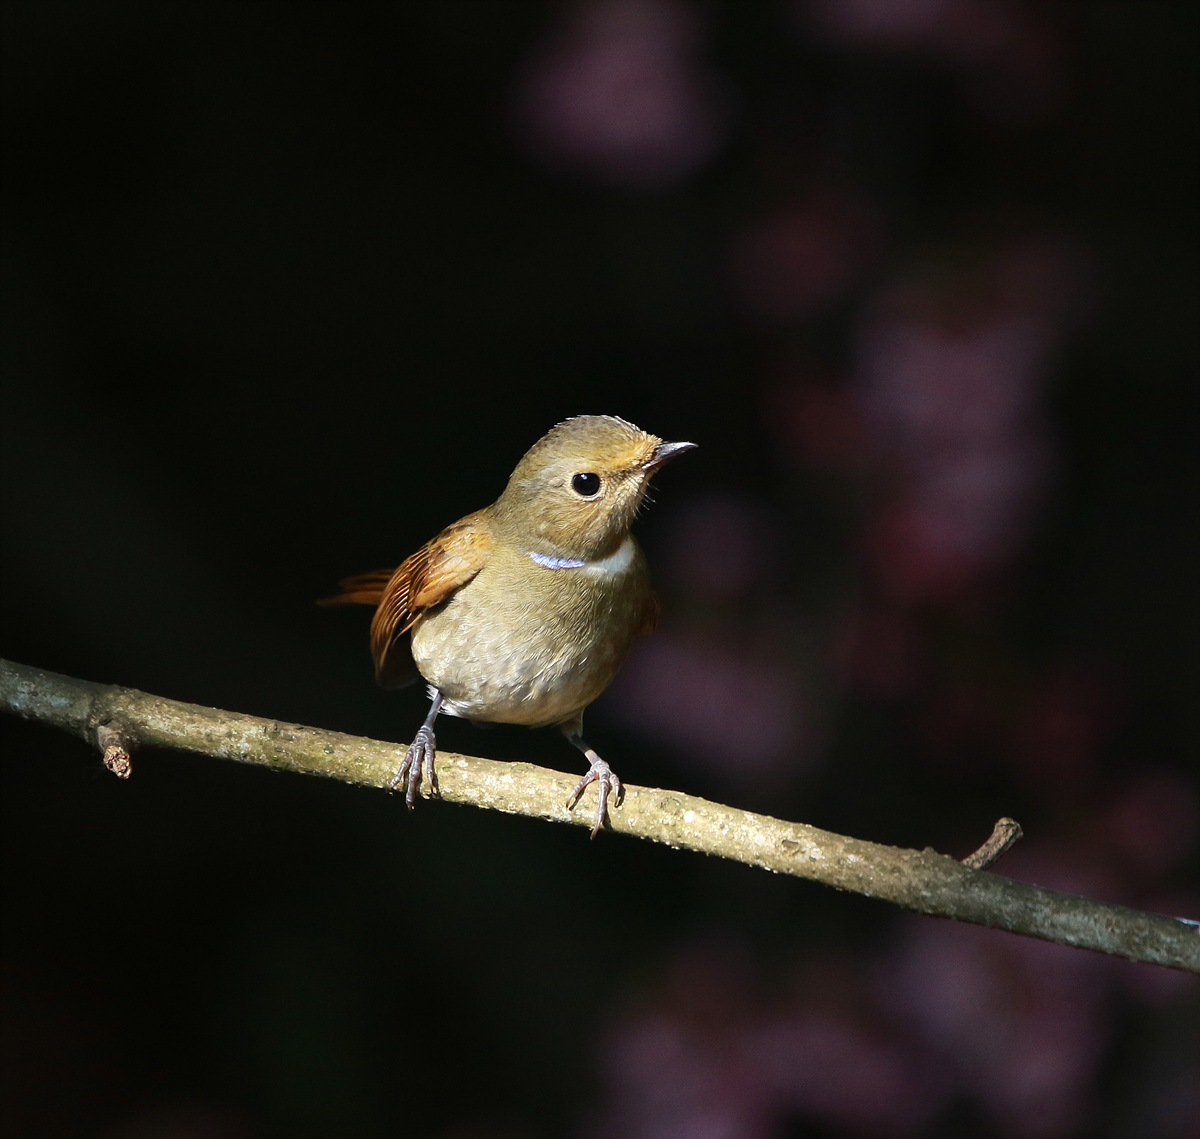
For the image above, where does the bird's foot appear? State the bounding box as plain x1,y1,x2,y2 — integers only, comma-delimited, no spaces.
566,759,624,839
389,726,439,808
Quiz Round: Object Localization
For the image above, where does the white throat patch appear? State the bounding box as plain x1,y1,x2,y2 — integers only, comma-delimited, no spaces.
528,551,586,570
528,536,636,577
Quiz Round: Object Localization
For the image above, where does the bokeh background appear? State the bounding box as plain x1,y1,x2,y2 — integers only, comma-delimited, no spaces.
2,2,1198,1136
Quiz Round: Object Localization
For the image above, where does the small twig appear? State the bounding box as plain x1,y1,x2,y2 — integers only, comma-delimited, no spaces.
96,721,134,779
1,656,1197,973
962,817,1024,870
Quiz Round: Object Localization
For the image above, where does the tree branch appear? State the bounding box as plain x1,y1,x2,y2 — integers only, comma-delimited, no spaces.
2,657,1196,972
961,816,1024,870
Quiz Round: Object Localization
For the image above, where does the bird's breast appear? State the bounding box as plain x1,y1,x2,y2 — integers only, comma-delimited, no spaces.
409,536,650,726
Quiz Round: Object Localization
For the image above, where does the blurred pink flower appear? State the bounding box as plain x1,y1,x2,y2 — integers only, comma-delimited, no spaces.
848,235,1088,604
510,0,729,190
605,494,811,792
877,873,1116,1139
1013,657,1124,794
754,1011,944,1135
832,601,924,700
1100,768,1200,876
589,939,944,1138
768,368,870,473
657,493,779,601
588,938,775,1139
801,0,1062,124
610,634,808,789
728,188,883,325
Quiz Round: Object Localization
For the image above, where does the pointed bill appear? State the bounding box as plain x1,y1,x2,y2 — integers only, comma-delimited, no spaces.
643,440,698,471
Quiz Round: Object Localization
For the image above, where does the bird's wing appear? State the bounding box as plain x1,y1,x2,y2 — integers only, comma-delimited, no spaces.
370,511,491,688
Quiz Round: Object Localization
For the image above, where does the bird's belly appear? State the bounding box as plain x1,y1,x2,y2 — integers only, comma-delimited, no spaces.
409,570,641,727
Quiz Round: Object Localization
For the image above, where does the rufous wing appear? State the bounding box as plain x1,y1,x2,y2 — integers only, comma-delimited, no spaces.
369,511,491,689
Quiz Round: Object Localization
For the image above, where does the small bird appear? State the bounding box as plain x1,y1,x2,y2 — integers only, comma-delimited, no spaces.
323,415,695,836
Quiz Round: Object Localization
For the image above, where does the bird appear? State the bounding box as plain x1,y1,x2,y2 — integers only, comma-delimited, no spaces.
322,414,695,837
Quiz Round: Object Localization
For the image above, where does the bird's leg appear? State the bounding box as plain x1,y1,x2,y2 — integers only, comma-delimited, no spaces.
389,690,443,808
561,717,624,839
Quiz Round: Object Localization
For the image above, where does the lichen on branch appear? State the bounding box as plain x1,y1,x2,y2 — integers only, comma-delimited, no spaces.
1,657,1196,972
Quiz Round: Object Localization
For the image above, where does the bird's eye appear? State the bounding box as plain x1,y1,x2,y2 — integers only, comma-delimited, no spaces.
571,472,602,497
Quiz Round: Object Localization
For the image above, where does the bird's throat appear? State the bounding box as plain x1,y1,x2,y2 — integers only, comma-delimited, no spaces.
526,535,636,577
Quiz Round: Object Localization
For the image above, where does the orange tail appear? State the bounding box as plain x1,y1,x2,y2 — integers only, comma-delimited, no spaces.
316,568,395,607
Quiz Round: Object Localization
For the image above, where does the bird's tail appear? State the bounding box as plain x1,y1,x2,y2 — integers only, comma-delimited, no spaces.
316,568,395,607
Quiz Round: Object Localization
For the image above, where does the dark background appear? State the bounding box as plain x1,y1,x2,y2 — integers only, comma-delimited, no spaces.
2,3,1197,1137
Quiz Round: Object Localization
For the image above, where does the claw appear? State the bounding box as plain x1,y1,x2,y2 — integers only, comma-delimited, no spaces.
566,760,623,838
388,725,438,808
388,691,443,809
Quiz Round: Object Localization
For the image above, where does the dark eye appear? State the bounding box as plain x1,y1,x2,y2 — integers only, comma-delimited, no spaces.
571,472,601,497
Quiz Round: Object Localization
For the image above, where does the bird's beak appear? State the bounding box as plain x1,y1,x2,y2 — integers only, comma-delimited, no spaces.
643,440,698,471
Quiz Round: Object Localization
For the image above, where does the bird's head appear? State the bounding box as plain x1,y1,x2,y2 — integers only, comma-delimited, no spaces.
491,415,695,560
